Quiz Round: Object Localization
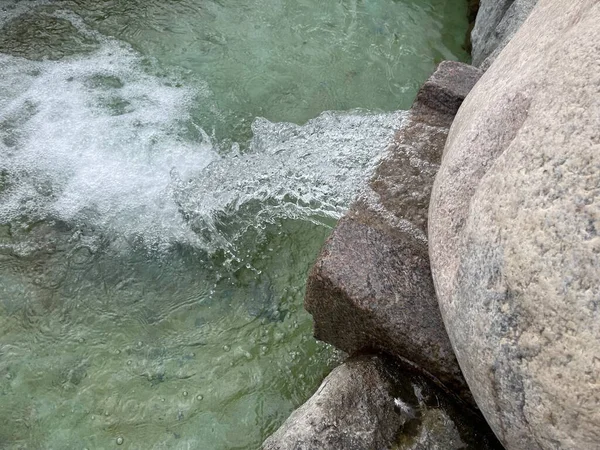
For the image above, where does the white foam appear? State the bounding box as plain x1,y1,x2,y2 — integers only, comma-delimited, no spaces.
176,111,405,250
0,33,217,249
0,9,405,253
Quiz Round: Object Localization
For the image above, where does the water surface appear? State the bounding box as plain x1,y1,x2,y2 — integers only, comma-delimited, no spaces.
0,0,469,448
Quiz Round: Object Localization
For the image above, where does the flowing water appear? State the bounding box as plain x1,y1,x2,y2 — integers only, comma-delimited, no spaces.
0,0,469,448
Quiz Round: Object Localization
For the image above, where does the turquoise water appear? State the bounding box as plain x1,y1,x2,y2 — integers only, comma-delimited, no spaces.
0,0,469,448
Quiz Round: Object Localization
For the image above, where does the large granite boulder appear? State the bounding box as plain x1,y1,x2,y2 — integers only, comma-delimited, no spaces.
429,0,600,448
305,61,482,405
262,355,502,450
471,0,538,69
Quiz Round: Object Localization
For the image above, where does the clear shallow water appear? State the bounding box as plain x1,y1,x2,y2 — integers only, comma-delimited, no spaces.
0,0,468,448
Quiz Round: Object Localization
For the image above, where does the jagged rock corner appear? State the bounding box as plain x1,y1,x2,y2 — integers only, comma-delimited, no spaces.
263,60,503,449
262,0,600,448
304,61,482,407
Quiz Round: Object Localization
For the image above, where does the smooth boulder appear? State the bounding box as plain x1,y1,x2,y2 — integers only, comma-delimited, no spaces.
429,0,600,448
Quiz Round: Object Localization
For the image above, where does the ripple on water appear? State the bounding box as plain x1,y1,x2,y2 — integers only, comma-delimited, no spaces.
0,0,468,448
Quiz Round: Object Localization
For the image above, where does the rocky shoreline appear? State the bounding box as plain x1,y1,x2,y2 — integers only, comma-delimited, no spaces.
264,0,600,448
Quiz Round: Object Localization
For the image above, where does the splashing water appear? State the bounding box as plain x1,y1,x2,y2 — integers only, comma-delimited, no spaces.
0,1,469,448
0,35,404,255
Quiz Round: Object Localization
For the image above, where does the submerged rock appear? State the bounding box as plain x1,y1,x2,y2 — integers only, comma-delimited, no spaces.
0,13,99,61
262,354,502,450
429,1,600,448
304,61,482,404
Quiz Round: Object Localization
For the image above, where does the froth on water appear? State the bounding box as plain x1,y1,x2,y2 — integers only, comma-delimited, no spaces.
0,12,404,256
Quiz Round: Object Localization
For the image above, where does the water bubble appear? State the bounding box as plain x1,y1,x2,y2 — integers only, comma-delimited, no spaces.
116,437,124,445
196,394,203,401
223,345,230,352
182,391,188,397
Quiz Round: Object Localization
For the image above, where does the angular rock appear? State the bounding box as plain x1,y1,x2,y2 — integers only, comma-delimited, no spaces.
262,354,502,450
471,0,538,69
305,61,482,404
429,1,600,448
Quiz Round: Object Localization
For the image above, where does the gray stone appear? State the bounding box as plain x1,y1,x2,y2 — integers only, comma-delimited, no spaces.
471,0,538,69
305,61,482,404
429,1,600,448
262,355,502,450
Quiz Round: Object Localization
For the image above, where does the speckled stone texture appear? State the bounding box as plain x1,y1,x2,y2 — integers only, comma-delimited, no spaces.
471,0,538,69
429,1,600,448
304,61,482,405
262,355,502,450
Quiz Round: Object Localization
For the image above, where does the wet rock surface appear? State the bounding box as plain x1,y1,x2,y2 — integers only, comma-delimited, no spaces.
471,0,538,69
304,61,482,404
262,354,502,450
429,1,600,448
